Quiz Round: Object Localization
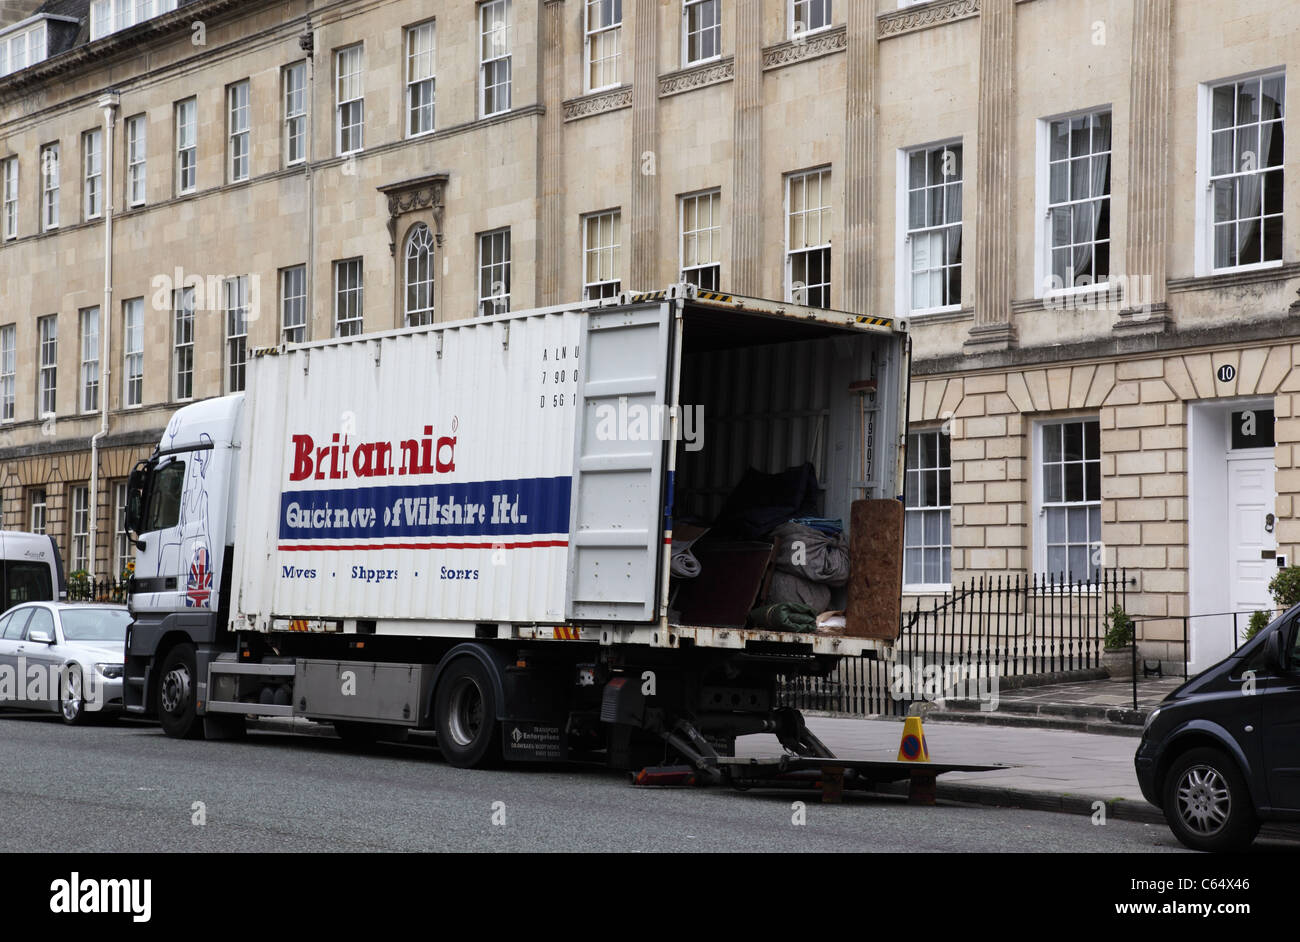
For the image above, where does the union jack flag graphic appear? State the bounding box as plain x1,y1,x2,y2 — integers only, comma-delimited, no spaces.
186,546,213,608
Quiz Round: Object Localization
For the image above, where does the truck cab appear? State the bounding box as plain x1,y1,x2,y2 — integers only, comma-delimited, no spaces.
123,395,243,725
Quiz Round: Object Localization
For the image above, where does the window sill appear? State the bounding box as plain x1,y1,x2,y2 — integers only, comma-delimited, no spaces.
683,55,723,69
909,303,963,318
1208,259,1284,278
406,129,437,141
904,585,952,596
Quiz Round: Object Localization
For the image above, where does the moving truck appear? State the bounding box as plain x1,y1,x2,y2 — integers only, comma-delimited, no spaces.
122,285,910,776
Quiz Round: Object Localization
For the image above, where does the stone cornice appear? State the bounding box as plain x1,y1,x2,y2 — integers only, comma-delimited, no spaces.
658,57,735,98
1167,262,1300,294
761,24,847,71
878,0,980,39
378,173,448,256
562,85,632,122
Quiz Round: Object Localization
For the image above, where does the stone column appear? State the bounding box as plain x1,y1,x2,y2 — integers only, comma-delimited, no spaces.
1114,0,1173,333
628,0,660,290
538,0,567,306
966,0,1017,352
841,0,877,313
728,0,763,295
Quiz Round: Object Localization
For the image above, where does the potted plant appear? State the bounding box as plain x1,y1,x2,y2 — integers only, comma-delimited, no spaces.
1102,603,1135,679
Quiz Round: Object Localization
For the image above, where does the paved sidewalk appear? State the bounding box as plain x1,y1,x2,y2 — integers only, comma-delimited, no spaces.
995,675,1183,710
737,715,1158,820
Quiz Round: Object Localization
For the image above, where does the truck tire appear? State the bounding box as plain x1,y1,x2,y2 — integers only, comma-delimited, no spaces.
433,657,501,769
157,643,202,740
1162,747,1259,852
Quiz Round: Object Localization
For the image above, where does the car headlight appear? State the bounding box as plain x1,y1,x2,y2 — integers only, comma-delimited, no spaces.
95,663,123,679
1143,706,1162,732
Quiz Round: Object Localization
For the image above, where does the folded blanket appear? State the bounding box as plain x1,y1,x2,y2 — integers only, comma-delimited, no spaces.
748,602,819,633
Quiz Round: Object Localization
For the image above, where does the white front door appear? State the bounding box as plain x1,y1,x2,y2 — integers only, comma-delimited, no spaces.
1225,454,1277,648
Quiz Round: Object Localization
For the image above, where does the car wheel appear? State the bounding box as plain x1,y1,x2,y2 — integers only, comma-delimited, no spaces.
433,658,500,769
1162,747,1259,852
157,643,202,740
60,664,89,726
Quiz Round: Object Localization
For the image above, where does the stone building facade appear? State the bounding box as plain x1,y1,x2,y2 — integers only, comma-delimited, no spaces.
0,0,1296,670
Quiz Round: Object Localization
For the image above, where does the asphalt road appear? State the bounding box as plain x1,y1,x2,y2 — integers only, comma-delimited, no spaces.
0,712,1209,853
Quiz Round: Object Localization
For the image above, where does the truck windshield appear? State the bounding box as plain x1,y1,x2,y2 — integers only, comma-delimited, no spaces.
60,608,131,642
5,561,52,608
144,460,186,532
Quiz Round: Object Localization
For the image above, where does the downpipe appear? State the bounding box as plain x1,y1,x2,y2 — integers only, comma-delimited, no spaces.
88,91,119,582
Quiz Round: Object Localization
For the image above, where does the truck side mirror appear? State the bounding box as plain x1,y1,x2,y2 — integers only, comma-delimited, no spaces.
125,461,149,536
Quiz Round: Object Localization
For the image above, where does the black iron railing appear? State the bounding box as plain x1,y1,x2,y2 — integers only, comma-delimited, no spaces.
780,569,1130,716
65,578,130,604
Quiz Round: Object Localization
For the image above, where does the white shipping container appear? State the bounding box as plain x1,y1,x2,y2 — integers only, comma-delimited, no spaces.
229,290,908,657
235,307,585,626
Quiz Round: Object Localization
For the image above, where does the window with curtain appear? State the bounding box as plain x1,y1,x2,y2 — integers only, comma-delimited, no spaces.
906,143,962,311
1210,73,1285,270
1046,110,1110,291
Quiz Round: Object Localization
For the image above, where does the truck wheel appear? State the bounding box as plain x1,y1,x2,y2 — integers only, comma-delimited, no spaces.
1162,747,1258,852
433,658,501,769
157,643,202,740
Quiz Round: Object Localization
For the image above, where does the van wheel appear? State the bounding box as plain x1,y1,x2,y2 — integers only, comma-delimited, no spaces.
1162,747,1258,852
157,643,202,739
433,658,500,769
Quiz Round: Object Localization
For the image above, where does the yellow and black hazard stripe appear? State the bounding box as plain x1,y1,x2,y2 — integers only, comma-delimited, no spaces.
693,290,734,302
854,315,894,328
623,290,670,303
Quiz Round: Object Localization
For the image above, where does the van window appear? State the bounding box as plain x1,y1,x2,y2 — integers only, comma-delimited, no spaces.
144,460,186,532
5,561,53,607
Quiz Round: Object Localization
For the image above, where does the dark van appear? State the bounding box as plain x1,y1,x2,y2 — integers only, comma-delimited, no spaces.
1136,606,1300,851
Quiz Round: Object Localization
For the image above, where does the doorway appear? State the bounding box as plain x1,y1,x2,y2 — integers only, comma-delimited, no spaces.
1188,399,1277,673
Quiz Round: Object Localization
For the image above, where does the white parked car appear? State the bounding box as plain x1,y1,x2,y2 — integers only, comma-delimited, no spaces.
0,602,130,724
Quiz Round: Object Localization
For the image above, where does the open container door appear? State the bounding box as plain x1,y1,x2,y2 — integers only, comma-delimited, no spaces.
566,301,677,622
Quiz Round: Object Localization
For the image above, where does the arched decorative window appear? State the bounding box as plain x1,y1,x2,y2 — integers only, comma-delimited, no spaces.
404,223,435,326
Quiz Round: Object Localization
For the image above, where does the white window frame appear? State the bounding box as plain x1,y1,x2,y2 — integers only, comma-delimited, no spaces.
0,20,48,77
478,228,511,316
126,114,146,206
903,428,952,593
1194,69,1286,277
79,307,100,414
175,97,196,195
334,258,364,337
1031,416,1103,585
790,0,832,39
281,265,307,343
37,314,56,417
40,142,59,231
70,485,89,573
679,189,721,290
227,79,250,183
2,156,17,239
83,128,102,220
335,45,365,156
479,0,512,118
682,0,721,67
122,297,143,408
584,0,622,93
29,489,46,536
91,0,176,40
404,225,435,326
224,275,248,393
406,20,436,137
283,61,307,166
896,141,964,316
582,209,621,300
784,166,832,308
1033,106,1113,300
0,323,14,422
113,481,132,576
173,286,194,401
